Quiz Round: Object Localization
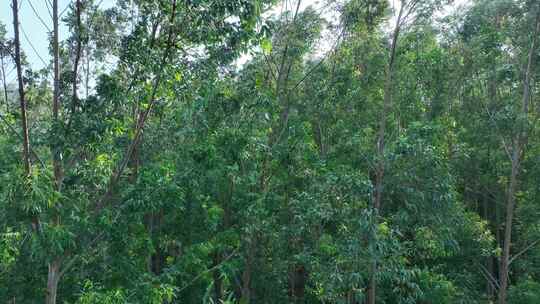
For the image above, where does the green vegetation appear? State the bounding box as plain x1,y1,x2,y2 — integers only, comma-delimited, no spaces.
1,0,540,303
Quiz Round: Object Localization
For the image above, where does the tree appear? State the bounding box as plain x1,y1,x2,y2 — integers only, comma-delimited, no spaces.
498,3,540,304
2,0,540,303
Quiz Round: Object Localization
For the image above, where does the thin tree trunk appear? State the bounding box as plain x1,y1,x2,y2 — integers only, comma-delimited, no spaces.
52,0,62,190
367,4,403,303
483,150,495,300
12,0,40,233
11,0,31,175
241,263,251,302
485,64,497,301
373,3,402,212
484,188,495,299
72,0,82,112
498,156,520,304
85,46,90,98
96,0,177,211
1,56,9,113
47,4,65,304
241,241,255,303
213,252,223,303
498,8,540,304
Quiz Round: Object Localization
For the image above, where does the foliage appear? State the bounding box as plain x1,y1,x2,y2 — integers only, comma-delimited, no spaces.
1,0,540,303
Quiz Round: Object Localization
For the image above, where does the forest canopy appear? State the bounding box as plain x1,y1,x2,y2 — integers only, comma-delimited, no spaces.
1,0,540,303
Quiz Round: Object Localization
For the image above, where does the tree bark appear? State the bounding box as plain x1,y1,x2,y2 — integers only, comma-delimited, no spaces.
483,183,495,299
498,155,520,304
241,240,255,303
45,258,62,304
85,46,90,98
1,55,9,113
213,252,223,303
52,0,62,189
11,0,31,175
47,4,65,303
71,0,82,112
498,7,540,304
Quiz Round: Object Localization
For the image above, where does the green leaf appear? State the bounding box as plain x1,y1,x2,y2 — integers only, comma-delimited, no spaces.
261,38,272,54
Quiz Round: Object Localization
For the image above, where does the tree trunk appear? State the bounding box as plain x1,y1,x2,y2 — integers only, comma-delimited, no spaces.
96,0,177,211
367,4,403,304
11,0,31,175
373,2,402,212
498,8,540,304
483,184,495,299
46,259,62,304
85,46,90,98
241,241,255,303
498,158,519,304
289,265,307,303
213,252,223,303
241,265,251,303
72,0,82,112
1,56,9,113
52,0,62,189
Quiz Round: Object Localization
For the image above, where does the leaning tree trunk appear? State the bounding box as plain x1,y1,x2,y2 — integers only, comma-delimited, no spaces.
498,8,540,304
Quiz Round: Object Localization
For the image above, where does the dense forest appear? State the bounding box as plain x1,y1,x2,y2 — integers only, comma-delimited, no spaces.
1,0,540,303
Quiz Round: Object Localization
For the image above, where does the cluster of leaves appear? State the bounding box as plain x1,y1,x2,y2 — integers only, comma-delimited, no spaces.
1,0,540,303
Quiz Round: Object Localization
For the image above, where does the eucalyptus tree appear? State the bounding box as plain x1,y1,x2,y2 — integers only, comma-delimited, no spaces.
1,0,270,303
348,1,453,302
3,0,540,303
448,1,540,302
496,3,540,303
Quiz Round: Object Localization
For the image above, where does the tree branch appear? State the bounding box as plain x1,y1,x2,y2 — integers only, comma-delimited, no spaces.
509,238,540,266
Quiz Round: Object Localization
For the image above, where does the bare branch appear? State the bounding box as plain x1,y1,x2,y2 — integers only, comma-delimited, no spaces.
509,238,540,266
28,0,51,32
177,250,239,293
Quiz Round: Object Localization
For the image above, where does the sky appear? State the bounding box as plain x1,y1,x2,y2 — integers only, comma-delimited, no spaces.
0,0,471,83
0,0,114,84
1,0,73,83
